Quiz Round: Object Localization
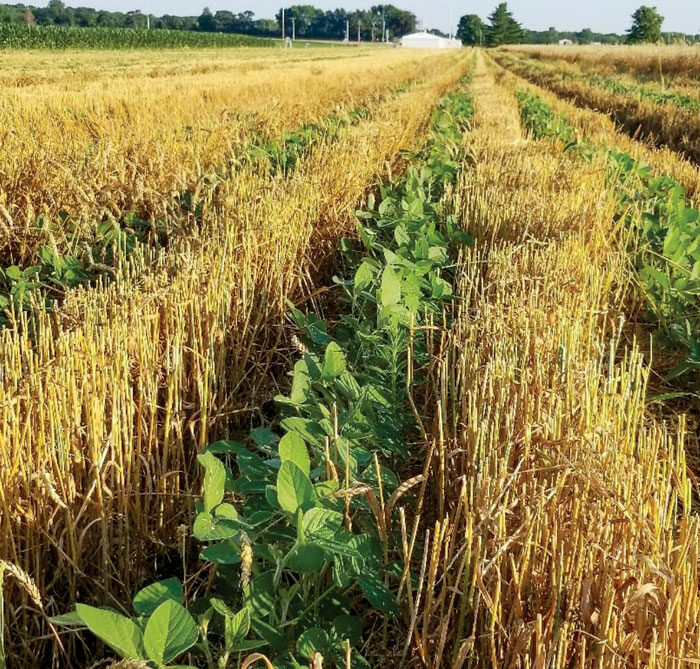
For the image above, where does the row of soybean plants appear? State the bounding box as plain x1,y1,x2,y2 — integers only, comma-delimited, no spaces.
502,54,700,113
0,83,415,327
0,25,271,49
517,89,700,392
49,79,475,668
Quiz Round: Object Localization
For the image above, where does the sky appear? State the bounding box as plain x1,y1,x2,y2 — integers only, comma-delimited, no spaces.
43,0,700,35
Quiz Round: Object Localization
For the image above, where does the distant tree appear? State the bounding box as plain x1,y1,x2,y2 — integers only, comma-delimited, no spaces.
627,5,664,43
576,27,594,43
47,0,73,25
74,7,97,27
486,3,523,46
370,4,416,37
545,26,558,43
95,10,124,27
0,5,14,23
197,7,216,31
456,14,485,45
125,10,146,28
427,27,448,37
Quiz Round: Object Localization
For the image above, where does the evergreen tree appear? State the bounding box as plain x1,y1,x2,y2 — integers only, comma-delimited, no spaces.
456,14,485,45
486,2,523,46
627,5,664,43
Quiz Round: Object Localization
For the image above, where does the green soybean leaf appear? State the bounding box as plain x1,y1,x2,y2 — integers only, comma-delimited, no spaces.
200,539,241,565
287,543,327,573
48,611,84,627
251,427,279,448
321,341,347,380
297,626,331,660
193,512,238,541
278,432,310,476
357,572,397,615
277,461,316,514
245,572,276,618
132,578,183,616
331,615,362,646
224,606,250,646
302,507,343,540
143,600,198,665
75,604,145,660
290,358,311,404
197,451,226,513
354,261,374,293
379,266,401,307
280,417,326,446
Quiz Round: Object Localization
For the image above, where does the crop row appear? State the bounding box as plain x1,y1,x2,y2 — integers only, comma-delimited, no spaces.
517,88,700,391
0,94,399,325
0,24,272,49
501,44,700,86
0,50,438,268
45,79,476,668
495,52,700,165
0,56,472,666
409,52,700,667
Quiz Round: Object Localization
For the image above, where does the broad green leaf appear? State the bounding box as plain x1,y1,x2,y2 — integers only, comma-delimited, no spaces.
251,427,279,448
290,358,311,404
278,432,310,476
133,578,183,616
143,600,198,665
245,572,276,618
225,607,250,646
302,508,343,540
357,572,398,615
354,261,374,293
297,626,331,660
200,539,241,565
252,616,285,652
75,604,145,660
205,440,247,455
321,342,347,380
48,611,84,627
287,543,327,573
197,451,225,513
331,615,362,646
280,417,327,446
193,512,238,541
357,571,398,615
277,461,316,514
379,267,401,307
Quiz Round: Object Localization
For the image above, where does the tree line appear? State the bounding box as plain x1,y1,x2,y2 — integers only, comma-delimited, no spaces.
0,0,695,45
458,3,699,46
0,1,417,40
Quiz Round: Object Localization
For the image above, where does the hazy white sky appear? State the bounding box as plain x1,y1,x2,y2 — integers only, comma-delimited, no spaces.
52,0,700,34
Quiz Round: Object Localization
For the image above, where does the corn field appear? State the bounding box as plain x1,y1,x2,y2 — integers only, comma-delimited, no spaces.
0,24,272,49
1,42,700,669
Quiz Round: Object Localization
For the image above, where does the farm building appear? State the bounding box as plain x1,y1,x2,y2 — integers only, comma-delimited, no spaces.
400,31,462,49
558,38,573,45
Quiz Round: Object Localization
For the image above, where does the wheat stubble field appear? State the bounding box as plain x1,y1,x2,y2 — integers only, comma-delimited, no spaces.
0,42,700,669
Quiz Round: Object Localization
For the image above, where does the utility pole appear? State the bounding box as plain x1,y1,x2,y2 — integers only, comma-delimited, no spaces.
382,15,386,42
345,19,349,42
291,17,295,40
371,21,375,42
281,7,285,40
146,13,150,29
357,20,361,43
